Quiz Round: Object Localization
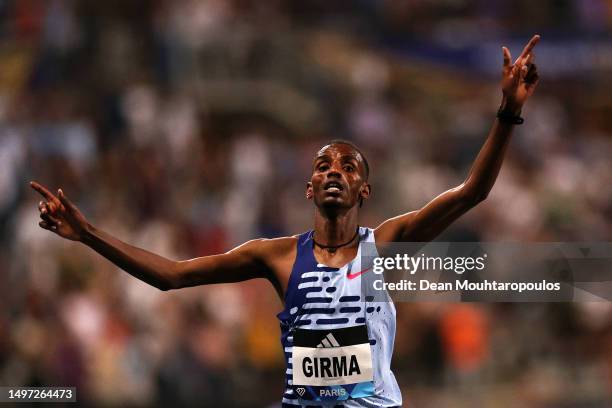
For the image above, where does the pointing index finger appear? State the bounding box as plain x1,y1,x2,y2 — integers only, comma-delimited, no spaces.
518,34,540,61
30,181,57,201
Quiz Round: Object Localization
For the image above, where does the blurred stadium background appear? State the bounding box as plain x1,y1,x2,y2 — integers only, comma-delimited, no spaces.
0,1,611,407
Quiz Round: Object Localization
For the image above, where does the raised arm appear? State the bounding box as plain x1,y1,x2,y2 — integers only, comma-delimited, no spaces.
376,35,541,243
30,181,272,290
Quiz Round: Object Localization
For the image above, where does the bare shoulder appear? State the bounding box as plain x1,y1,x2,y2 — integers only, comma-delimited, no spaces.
232,235,298,275
233,235,297,258
374,211,418,243
236,235,298,298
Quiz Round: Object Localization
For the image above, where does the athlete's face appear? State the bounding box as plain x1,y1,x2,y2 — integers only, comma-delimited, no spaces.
307,144,370,209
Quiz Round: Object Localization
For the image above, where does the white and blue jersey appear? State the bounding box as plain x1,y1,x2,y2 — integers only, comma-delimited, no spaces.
277,227,402,407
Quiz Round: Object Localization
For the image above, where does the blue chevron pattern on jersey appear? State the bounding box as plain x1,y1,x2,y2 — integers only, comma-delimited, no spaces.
277,227,402,407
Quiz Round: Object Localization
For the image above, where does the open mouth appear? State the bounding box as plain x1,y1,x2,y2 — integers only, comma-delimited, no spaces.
323,181,343,193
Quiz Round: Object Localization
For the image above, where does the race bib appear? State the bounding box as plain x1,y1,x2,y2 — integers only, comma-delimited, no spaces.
291,325,375,401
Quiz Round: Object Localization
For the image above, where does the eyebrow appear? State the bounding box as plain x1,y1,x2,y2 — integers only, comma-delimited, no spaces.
314,154,359,163
339,155,359,162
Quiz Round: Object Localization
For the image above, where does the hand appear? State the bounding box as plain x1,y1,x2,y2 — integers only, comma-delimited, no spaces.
30,181,90,242
501,34,541,113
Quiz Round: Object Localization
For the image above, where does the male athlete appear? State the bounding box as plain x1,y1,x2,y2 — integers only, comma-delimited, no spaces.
32,36,540,407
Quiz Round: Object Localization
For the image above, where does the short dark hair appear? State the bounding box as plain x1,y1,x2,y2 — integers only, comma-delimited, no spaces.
322,139,370,180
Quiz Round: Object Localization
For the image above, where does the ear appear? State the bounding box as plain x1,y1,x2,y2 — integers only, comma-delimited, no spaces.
360,183,371,202
306,182,313,199
358,183,370,208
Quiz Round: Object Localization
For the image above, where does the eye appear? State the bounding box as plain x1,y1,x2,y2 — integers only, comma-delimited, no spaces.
317,163,329,172
343,164,355,172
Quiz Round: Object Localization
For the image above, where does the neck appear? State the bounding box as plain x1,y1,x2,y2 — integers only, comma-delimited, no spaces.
313,206,359,247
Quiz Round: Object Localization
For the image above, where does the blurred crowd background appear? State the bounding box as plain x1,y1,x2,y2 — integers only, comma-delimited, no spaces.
1,1,611,407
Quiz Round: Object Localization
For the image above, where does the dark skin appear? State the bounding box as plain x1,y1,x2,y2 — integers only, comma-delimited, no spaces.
31,35,541,302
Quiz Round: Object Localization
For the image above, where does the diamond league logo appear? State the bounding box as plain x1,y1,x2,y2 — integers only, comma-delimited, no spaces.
295,387,306,397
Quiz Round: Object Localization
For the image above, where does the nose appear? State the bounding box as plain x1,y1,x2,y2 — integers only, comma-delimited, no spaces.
326,166,341,179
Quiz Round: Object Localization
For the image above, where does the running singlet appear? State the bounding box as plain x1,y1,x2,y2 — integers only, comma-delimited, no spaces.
277,227,402,407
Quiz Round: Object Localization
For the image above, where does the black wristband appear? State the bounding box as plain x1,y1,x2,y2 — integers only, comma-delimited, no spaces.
496,107,524,124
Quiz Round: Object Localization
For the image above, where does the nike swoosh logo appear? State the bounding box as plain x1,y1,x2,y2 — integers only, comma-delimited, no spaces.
346,268,371,280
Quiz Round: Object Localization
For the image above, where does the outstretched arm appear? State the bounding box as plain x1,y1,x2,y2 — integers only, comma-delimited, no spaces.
376,35,541,243
31,181,272,290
